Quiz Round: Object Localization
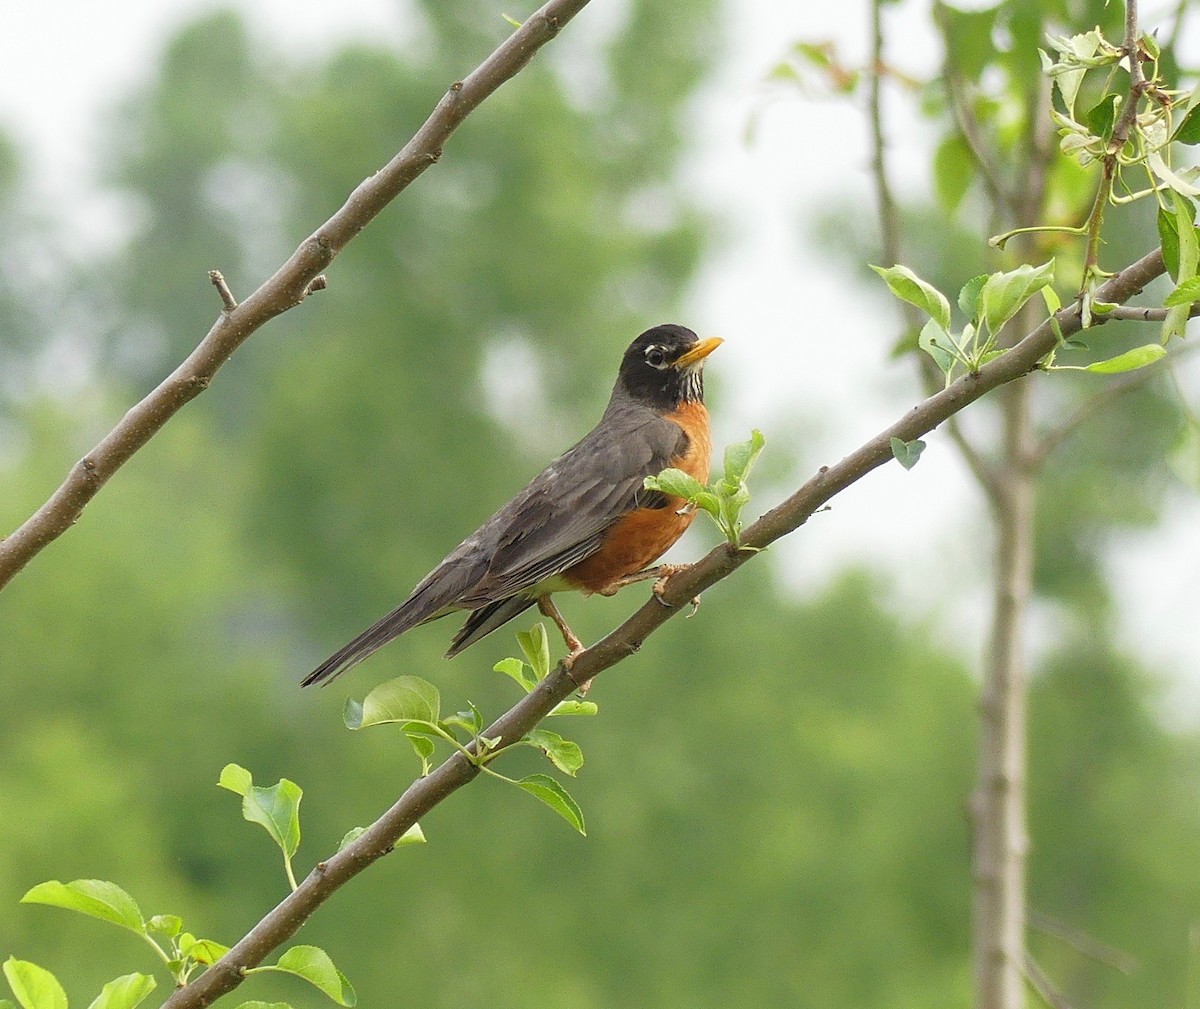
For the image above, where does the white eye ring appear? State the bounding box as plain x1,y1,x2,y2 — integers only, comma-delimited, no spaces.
645,346,667,368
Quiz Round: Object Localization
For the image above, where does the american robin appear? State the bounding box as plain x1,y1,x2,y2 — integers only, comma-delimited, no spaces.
302,324,721,687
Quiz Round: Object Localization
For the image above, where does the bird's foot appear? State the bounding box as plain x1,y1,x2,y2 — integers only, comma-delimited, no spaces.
598,563,688,597
650,564,692,607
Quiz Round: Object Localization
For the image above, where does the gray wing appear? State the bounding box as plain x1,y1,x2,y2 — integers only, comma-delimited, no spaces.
457,406,687,605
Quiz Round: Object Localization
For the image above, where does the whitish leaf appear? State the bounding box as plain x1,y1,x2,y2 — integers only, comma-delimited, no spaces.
549,700,599,717
1149,150,1200,197
918,319,957,376
644,469,706,500
219,766,302,860
271,947,356,1007
3,962,65,1009
722,430,765,483
347,676,441,729
22,880,145,936
516,623,551,681
1164,276,1200,307
979,261,1055,336
525,729,584,776
890,437,926,470
517,774,586,835
86,974,156,1009
493,657,537,693
1083,345,1167,374
870,264,951,331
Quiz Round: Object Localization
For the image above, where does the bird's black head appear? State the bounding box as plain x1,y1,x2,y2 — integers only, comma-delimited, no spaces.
615,324,723,411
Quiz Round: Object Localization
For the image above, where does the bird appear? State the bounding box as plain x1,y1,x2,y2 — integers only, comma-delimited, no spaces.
302,323,722,687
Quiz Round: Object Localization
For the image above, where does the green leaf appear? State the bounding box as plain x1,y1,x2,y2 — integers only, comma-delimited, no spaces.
870,264,951,331
397,823,426,847
1164,275,1200,307
1159,203,1185,280
1173,104,1200,145
690,490,721,518
86,975,156,1009
979,261,1055,336
516,623,551,681
233,1004,294,1009
889,437,926,471
338,827,366,851
516,774,586,835
549,700,599,717
219,765,302,861
346,676,441,730
957,275,987,320
268,947,356,1007
3,961,66,1009
933,133,973,213
918,319,957,376
1082,344,1167,374
405,731,436,774
1085,92,1119,141
146,914,182,938
644,468,706,500
22,880,145,936
1166,191,1200,340
525,729,584,776
178,935,229,966
493,657,537,693
722,430,765,483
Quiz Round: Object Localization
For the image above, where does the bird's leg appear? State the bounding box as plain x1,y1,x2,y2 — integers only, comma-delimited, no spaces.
536,595,593,695
648,564,701,616
597,563,690,597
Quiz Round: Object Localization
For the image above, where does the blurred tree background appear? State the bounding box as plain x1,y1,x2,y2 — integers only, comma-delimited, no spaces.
2,1,1199,1008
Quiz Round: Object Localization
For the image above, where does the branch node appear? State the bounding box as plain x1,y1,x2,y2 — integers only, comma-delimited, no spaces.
428,149,443,164
303,275,328,299
449,80,464,94
208,270,238,312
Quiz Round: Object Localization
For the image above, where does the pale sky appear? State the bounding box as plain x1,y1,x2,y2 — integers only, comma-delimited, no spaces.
3,0,1198,711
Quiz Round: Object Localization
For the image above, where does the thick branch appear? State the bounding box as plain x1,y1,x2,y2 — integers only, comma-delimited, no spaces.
0,0,592,592
160,246,1167,1009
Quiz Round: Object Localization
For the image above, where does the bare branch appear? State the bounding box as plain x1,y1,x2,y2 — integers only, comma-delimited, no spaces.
0,0,592,592
158,246,1166,1009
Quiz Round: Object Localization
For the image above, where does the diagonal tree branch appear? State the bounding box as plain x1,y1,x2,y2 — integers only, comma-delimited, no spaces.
0,0,593,592
160,246,1168,1009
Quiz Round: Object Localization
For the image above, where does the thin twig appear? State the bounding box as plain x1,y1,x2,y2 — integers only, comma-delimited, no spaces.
208,270,238,311
157,246,1167,1009
0,0,592,592
1028,908,1139,974
1022,953,1076,1009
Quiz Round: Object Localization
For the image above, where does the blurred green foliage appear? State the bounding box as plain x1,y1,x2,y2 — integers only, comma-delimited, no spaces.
2,3,1200,1008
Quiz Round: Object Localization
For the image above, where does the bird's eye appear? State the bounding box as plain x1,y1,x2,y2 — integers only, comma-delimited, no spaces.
645,346,666,368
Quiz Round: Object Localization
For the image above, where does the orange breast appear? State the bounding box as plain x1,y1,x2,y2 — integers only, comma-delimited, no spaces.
566,402,711,593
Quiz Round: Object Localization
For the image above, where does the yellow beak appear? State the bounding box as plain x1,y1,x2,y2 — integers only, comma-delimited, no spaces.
673,337,724,368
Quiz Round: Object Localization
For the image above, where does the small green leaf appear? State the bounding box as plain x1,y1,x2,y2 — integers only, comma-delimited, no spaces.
549,700,599,717
1159,203,1185,280
1165,191,1200,340
22,880,145,936
870,264,951,331
86,975,156,1009
644,468,706,500
493,657,537,693
516,623,551,681
1173,104,1200,145
525,729,584,776
3,960,66,1009
516,774,586,835
500,12,522,28
722,429,765,483
1085,92,1119,141
1164,275,1200,307
405,732,436,774
918,319,957,376
233,1003,294,1009
178,936,229,966
397,823,426,847
347,676,441,729
221,769,302,861
269,946,356,1007
958,274,987,320
979,261,1055,336
338,827,366,851
690,490,722,518
1083,344,1167,374
933,133,974,213
890,437,926,470
146,914,182,938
